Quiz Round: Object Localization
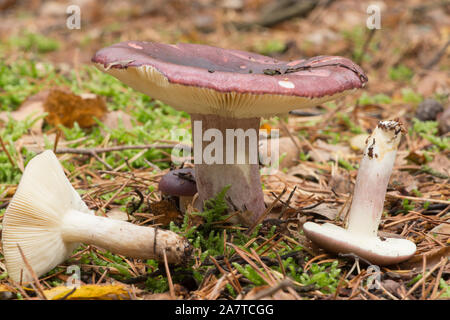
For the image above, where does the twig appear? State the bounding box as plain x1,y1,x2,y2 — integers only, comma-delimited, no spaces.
356,29,376,65
252,278,293,300
57,287,77,300
246,188,287,235
404,257,448,299
53,129,62,153
55,144,189,155
0,135,15,168
163,249,175,300
16,244,47,300
424,39,450,69
430,260,446,299
386,193,450,205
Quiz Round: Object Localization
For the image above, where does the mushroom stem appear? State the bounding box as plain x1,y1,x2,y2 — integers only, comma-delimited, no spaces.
191,114,266,222
179,196,195,213
61,210,187,263
346,120,404,236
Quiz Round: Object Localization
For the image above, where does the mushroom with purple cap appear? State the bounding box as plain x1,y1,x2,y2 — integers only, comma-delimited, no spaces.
159,168,197,213
303,120,417,266
92,42,368,225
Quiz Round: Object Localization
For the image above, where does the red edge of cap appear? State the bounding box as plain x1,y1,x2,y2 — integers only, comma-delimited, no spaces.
92,41,368,98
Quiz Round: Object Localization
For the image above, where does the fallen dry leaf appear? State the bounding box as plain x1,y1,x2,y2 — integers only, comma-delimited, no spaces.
349,133,369,151
259,136,300,169
148,199,180,225
415,71,450,97
427,154,450,177
0,284,15,300
309,139,351,163
0,91,48,134
400,246,450,270
243,284,297,300
43,284,131,300
301,202,348,221
287,163,320,182
429,218,450,243
44,89,107,128
390,171,419,193
101,110,135,131
329,173,352,194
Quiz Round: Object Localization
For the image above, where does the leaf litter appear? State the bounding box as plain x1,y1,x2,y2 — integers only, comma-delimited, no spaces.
0,0,449,300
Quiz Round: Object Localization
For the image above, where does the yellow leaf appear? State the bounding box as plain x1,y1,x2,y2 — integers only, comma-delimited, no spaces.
0,284,12,292
260,123,272,134
43,284,130,300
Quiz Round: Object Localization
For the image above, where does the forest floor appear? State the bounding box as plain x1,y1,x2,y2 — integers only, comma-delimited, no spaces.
0,0,448,300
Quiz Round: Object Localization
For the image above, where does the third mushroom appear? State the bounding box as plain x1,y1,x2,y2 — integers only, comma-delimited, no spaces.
303,120,417,266
92,42,368,225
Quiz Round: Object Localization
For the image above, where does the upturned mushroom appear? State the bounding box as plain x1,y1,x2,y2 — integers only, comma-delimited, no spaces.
303,120,417,266
92,42,367,224
2,150,192,283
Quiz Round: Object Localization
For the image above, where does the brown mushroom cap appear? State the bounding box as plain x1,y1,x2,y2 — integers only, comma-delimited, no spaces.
158,168,197,197
92,41,367,118
303,222,416,266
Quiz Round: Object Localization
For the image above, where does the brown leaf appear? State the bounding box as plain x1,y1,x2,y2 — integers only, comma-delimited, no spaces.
429,218,450,243
148,200,180,226
400,246,450,270
142,292,173,300
287,163,320,182
0,284,15,300
101,110,135,131
0,91,48,134
427,154,450,177
349,134,370,151
44,89,107,128
390,171,418,193
302,202,347,221
329,173,352,194
259,136,300,169
415,71,450,97
309,139,351,163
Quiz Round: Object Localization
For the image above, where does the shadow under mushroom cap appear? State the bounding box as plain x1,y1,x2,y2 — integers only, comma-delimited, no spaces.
92,42,367,118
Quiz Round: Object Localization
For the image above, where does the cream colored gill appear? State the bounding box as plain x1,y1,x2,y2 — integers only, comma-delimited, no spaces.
95,63,354,119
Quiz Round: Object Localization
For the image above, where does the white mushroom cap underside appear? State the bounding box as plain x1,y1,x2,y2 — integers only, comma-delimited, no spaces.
2,150,91,282
303,222,416,265
95,64,354,119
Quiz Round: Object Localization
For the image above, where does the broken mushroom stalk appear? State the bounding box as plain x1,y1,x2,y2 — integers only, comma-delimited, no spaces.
92,42,367,225
303,120,417,266
2,150,192,283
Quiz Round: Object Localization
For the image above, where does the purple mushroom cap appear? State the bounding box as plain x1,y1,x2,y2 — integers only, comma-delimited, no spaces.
159,168,197,197
92,41,367,118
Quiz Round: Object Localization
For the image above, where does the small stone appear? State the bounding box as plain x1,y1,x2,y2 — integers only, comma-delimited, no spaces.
193,14,216,33
415,98,443,121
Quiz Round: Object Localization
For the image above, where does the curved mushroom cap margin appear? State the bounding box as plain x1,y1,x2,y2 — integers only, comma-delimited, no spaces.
92,41,368,118
303,222,416,266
